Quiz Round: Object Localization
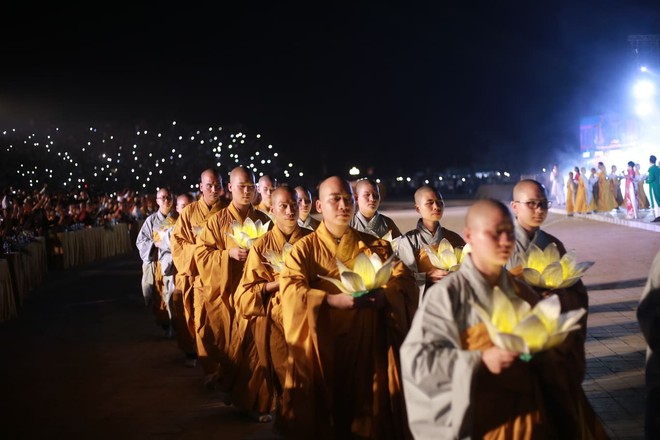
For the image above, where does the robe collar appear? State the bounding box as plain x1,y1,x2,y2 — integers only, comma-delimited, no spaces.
316,221,362,262
415,218,444,245
271,224,307,246
227,202,257,224
460,254,516,312
298,216,316,230
354,210,382,230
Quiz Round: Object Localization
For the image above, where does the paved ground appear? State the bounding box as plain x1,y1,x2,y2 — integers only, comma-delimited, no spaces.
1,203,659,439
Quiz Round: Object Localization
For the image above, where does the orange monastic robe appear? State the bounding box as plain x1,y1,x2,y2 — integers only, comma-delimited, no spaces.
232,224,312,414
597,170,618,212
194,203,271,388
574,174,588,214
255,201,271,216
566,178,575,215
279,223,418,439
171,197,226,370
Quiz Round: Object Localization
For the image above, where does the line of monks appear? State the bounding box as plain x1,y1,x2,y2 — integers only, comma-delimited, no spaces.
138,167,607,439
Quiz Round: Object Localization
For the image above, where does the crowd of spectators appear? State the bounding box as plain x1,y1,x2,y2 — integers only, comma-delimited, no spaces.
0,186,159,255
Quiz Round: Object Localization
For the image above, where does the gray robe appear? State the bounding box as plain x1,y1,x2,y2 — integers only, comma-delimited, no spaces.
135,210,176,304
400,255,520,439
505,222,567,270
398,219,465,300
297,215,320,231
349,210,400,239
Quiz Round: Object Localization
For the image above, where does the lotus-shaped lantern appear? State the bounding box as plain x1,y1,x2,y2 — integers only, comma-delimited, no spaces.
153,216,177,241
423,238,471,272
319,252,394,297
381,230,400,254
470,287,586,357
263,242,293,273
519,243,594,289
227,218,270,249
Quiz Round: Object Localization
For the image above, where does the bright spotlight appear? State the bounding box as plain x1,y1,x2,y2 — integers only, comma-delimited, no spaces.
641,66,649,73
636,101,654,116
633,79,656,99
349,166,360,176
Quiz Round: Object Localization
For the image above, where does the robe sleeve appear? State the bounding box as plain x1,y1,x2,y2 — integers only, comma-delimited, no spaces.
235,240,274,318
385,216,402,239
171,208,196,276
279,239,328,372
400,280,482,440
397,235,427,288
193,217,231,301
381,258,418,339
135,216,155,263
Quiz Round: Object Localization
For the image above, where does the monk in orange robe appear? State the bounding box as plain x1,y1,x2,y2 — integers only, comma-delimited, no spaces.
233,186,312,421
171,169,227,371
279,176,418,439
194,166,271,392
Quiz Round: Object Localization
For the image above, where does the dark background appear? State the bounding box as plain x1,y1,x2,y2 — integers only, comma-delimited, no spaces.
1,1,658,177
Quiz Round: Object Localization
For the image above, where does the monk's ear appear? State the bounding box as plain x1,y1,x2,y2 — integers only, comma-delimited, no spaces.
415,204,421,214
510,201,518,217
463,226,471,244
315,199,322,214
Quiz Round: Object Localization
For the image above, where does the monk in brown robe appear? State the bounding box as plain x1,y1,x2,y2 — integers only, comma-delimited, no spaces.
255,175,277,215
171,169,227,371
279,176,417,439
194,166,271,392
233,186,312,421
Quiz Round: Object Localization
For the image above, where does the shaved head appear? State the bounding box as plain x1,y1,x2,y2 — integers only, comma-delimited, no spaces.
271,186,297,204
201,168,220,183
464,199,515,272
259,175,275,186
199,168,223,205
511,179,549,232
270,186,299,233
414,185,441,205
466,199,512,230
319,176,353,199
355,179,378,194
257,175,277,208
230,166,252,184
317,176,354,234
354,178,380,218
512,179,546,201
176,193,194,214
295,185,313,220
228,166,256,209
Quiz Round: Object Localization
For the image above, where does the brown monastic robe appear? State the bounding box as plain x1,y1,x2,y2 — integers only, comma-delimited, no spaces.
232,224,312,414
170,197,226,369
194,203,271,388
279,222,418,439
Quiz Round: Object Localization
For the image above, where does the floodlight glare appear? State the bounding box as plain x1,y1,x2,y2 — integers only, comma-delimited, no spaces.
633,79,656,99
641,66,648,72
635,101,654,116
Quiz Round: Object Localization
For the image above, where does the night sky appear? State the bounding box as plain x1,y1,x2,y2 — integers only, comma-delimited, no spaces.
1,2,659,178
